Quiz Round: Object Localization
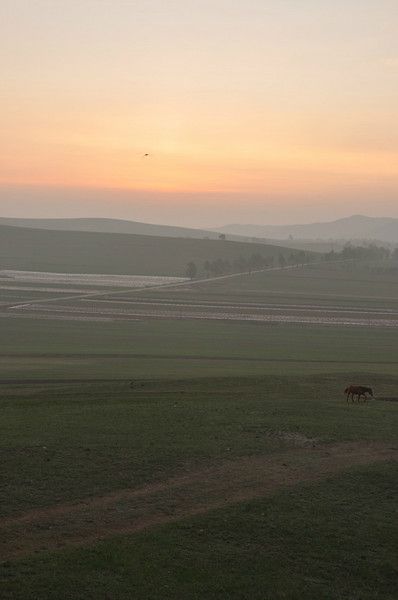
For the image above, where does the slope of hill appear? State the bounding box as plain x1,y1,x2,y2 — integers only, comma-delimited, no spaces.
0,217,224,240
217,215,398,243
0,224,310,277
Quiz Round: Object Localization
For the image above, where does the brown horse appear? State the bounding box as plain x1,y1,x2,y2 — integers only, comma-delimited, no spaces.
344,385,373,403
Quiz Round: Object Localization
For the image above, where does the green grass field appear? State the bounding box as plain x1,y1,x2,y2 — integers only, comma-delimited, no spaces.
3,463,397,600
1,317,398,380
1,256,397,598
1,373,397,599
2,373,398,514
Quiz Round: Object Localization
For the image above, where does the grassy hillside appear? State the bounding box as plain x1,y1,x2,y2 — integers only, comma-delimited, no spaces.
0,224,311,277
0,218,355,253
0,217,223,240
0,216,264,245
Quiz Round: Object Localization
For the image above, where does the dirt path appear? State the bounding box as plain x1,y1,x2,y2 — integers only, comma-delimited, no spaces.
5,259,346,311
1,441,396,561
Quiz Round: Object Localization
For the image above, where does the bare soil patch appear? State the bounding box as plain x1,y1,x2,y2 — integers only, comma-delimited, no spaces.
1,441,396,561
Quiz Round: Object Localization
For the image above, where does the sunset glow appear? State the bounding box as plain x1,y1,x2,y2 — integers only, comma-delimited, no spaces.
1,0,397,223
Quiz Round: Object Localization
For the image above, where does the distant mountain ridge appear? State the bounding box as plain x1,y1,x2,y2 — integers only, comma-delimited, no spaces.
217,215,398,244
1,215,396,247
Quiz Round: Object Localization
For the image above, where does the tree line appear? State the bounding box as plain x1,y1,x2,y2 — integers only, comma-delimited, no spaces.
185,250,313,279
185,243,398,279
323,243,392,262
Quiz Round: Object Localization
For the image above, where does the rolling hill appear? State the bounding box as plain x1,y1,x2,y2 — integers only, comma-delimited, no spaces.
0,224,311,277
0,217,232,241
217,215,398,244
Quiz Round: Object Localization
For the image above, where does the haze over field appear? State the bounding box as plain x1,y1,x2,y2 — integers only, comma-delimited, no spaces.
218,215,398,243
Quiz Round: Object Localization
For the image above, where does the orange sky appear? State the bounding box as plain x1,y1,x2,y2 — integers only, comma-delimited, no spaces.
1,1,397,223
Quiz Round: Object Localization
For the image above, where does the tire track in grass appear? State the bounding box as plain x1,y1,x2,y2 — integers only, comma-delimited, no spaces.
1,441,396,561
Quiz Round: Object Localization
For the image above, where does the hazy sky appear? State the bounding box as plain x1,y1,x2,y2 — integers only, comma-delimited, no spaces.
1,0,397,226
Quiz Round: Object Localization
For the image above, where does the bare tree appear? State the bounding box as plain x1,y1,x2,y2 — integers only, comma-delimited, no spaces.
186,261,197,280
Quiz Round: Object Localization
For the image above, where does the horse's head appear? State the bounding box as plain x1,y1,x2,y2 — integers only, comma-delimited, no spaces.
344,387,350,394
367,387,374,397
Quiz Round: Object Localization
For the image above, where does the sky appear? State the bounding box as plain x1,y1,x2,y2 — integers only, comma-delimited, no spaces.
1,0,397,226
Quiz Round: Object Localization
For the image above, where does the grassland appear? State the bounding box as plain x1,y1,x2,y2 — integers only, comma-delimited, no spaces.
1,255,397,598
0,224,300,277
0,217,222,239
1,317,398,380
143,260,398,309
2,463,397,600
1,373,397,599
2,373,398,512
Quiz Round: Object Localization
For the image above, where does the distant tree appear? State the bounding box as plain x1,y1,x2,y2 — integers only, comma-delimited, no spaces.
278,253,287,268
233,256,248,273
210,258,229,275
287,251,306,266
298,250,307,266
218,233,226,240
204,260,211,277
323,243,391,264
324,249,336,261
186,261,197,280
249,253,266,271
